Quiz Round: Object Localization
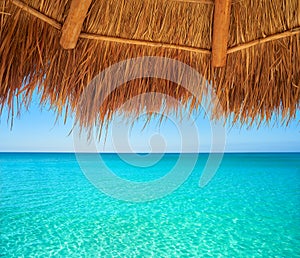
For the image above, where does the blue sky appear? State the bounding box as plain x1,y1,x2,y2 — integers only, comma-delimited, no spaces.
0,91,299,152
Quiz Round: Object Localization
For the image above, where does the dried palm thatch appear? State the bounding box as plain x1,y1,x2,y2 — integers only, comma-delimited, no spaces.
0,0,299,131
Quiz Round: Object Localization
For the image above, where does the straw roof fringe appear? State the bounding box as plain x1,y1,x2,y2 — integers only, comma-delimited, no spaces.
0,0,299,130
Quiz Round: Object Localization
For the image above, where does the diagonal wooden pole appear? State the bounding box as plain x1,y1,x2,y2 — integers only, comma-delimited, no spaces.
212,0,232,67
60,0,93,49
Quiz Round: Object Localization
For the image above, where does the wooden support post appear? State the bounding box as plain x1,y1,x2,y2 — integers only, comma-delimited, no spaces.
60,0,93,49
212,0,232,67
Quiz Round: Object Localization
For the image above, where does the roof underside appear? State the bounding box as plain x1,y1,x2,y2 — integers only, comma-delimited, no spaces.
0,0,299,129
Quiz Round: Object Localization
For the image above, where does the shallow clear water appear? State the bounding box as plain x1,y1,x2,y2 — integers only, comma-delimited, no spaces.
1,153,300,257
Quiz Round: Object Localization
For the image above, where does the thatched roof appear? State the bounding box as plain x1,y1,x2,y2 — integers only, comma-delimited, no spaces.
1,0,299,129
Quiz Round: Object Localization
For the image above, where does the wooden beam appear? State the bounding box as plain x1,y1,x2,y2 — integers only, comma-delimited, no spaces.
227,28,300,53
211,0,232,67
11,0,61,29
60,0,93,49
80,32,211,54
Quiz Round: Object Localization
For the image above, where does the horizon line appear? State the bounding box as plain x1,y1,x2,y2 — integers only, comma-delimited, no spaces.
0,151,299,154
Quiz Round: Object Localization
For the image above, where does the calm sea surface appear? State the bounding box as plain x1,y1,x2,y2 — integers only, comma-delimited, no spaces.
1,153,299,257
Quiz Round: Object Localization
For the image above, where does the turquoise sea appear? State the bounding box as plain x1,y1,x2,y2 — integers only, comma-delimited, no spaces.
1,153,300,257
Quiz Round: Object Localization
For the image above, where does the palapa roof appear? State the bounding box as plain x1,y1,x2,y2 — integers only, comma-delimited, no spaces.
0,0,299,130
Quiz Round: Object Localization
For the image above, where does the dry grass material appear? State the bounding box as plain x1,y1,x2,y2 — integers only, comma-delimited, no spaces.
0,0,299,131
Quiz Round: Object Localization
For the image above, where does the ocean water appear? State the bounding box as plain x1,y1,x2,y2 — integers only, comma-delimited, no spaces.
1,153,299,257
